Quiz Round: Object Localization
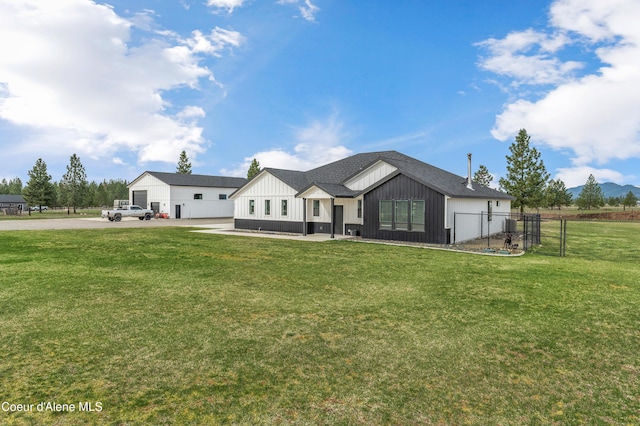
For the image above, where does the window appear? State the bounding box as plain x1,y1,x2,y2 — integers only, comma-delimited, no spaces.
219,194,227,200
487,200,493,222
411,200,425,231
265,199,271,216
379,200,393,229
249,199,255,215
357,199,362,218
281,199,288,216
379,199,425,231
395,200,409,230
313,200,320,217
194,193,203,200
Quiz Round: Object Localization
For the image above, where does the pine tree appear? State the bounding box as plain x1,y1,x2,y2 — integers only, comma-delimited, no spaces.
247,158,261,180
473,165,493,187
576,174,605,210
176,151,192,174
499,129,550,213
23,158,55,212
622,191,638,211
544,179,572,210
60,154,88,213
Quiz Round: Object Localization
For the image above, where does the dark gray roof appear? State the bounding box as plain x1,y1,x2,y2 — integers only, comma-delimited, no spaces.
235,151,514,200
133,172,246,188
0,194,26,203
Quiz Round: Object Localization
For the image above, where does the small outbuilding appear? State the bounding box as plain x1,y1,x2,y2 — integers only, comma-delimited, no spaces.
0,194,27,214
230,151,515,244
128,172,246,219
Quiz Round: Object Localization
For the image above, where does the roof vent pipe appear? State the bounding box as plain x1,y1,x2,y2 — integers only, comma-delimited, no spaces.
467,153,474,190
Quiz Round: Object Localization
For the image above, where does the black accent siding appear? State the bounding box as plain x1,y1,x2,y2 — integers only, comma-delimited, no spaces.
363,174,446,243
309,222,331,234
345,223,363,236
235,219,303,234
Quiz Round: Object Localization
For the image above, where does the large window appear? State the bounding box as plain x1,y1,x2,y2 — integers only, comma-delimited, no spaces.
395,200,409,230
379,200,393,229
313,200,320,217
379,199,425,231
411,200,425,231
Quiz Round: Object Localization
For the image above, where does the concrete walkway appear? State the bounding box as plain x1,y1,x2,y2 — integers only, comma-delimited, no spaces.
191,222,354,242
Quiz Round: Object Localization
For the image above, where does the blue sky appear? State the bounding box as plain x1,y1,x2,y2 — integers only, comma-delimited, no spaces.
1,0,639,189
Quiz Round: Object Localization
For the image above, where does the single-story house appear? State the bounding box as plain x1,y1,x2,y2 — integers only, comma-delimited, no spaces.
0,194,27,212
129,172,247,219
230,151,514,244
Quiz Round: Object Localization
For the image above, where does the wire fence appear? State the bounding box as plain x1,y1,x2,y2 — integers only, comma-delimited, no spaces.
452,211,640,257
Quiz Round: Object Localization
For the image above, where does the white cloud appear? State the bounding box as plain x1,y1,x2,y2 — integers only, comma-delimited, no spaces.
206,0,245,14
479,0,640,173
476,29,582,86
221,114,352,176
277,0,320,23
0,0,243,165
556,165,628,188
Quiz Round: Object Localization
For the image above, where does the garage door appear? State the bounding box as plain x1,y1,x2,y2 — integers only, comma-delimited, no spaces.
132,190,147,208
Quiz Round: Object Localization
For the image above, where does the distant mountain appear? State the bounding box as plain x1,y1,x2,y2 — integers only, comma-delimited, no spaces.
567,182,640,199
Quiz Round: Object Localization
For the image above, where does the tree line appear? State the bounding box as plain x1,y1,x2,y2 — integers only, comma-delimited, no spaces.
4,155,128,211
473,129,638,212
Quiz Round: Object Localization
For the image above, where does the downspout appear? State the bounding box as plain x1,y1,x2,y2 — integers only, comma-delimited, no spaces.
330,198,335,239
302,198,307,236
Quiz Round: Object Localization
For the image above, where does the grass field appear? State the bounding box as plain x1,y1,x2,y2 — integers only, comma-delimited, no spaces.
0,209,101,220
0,222,638,424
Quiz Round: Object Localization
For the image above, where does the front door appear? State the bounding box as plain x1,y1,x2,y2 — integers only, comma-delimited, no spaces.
175,204,181,219
333,205,343,235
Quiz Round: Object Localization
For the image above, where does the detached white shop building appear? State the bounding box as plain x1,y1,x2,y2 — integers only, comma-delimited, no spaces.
128,172,246,219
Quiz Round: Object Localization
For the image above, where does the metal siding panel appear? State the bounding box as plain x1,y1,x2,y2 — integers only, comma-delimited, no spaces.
363,174,446,243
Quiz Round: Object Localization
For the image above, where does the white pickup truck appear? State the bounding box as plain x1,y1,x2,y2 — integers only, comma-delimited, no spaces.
101,205,154,222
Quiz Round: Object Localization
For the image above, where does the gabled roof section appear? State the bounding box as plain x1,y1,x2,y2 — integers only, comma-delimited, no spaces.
130,171,246,189
297,182,360,198
379,154,514,199
229,150,514,200
0,194,26,203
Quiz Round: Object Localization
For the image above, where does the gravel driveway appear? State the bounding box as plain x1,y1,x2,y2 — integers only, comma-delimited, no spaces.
0,217,233,231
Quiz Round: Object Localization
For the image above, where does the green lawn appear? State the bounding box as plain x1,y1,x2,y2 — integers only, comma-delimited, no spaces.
0,223,638,424
0,209,101,220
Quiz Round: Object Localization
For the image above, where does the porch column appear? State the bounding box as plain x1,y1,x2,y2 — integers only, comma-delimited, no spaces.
330,197,335,239
302,198,307,236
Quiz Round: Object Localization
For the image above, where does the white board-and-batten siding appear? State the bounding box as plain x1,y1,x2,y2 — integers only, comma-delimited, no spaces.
447,197,512,243
234,173,302,221
345,161,397,191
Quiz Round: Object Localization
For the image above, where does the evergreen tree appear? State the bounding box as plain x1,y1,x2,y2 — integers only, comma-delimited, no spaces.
622,191,638,211
0,178,23,194
60,154,88,213
499,129,550,213
8,177,23,195
576,174,605,210
23,158,54,212
247,158,261,180
544,179,572,210
473,165,493,187
607,196,620,207
176,151,192,174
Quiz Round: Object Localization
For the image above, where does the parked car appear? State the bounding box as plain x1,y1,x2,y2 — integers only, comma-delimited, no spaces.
29,205,48,211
